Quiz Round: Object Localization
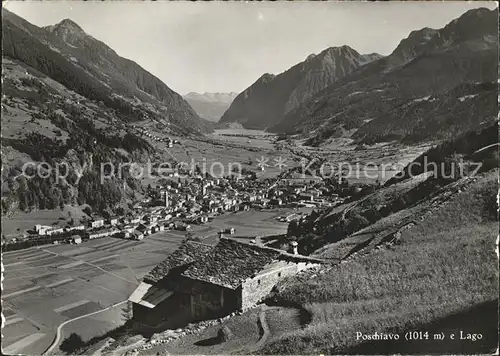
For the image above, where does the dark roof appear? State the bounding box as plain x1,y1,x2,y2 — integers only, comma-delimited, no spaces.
143,241,214,284
181,238,323,289
181,238,280,289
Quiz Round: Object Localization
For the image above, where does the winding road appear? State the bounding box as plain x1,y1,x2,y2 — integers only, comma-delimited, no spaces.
254,307,271,350
43,300,128,355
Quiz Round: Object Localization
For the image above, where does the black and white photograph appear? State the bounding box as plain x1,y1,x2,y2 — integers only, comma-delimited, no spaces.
1,1,498,355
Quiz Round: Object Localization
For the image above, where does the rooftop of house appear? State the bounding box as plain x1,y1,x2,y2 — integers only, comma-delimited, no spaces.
181,238,323,290
144,240,214,284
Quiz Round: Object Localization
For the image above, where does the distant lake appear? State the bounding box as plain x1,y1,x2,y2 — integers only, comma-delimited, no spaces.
214,128,274,136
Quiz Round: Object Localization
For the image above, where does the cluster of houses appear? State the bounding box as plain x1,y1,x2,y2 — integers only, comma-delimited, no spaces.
84,210,181,242
272,172,346,207
149,170,342,219
39,171,337,245
34,223,85,236
132,125,179,147
6,165,347,250
30,209,177,246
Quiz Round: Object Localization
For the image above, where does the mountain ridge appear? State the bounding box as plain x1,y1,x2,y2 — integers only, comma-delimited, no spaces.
183,92,238,103
219,45,382,130
269,7,498,144
0,9,211,216
2,9,211,135
183,92,238,122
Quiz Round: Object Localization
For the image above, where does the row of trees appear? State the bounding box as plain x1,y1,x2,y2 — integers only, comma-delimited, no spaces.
77,172,123,212
19,175,73,211
13,170,124,213
13,175,127,214
386,123,498,186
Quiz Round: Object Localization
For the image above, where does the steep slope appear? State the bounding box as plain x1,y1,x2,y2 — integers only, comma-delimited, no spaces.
1,56,151,216
183,92,238,122
263,170,498,355
259,124,498,354
286,122,498,256
2,9,211,135
219,46,382,130
271,7,498,144
1,10,213,216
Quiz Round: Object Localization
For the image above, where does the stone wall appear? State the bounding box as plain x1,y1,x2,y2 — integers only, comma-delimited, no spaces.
134,262,319,328
133,279,241,329
190,280,240,321
133,292,192,329
240,261,319,310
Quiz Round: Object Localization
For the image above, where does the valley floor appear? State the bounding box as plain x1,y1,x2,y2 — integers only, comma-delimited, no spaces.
2,128,494,355
98,170,498,356
1,207,297,354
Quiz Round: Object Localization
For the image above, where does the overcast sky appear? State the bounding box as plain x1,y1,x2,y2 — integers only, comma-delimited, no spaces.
4,1,497,95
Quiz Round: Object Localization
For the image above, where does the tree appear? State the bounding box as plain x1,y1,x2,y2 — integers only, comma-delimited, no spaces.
185,230,195,240
59,333,85,353
83,206,92,216
115,206,125,216
287,220,300,237
347,212,370,234
440,153,464,181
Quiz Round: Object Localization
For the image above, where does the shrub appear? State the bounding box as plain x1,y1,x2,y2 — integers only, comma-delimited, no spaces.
60,333,85,353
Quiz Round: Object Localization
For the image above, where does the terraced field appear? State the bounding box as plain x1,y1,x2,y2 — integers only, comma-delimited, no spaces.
190,207,313,243
1,208,303,354
2,232,186,354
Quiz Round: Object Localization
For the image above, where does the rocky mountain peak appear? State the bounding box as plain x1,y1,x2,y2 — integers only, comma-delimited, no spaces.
440,7,497,43
45,18,89,45
258,73,276,84
323,45,358,57
220,44,379,129
183,92,238,103
300,46,363,71
57,18,85,32
390,27,439,62
3,11,210,135
305,53,316,62
183,92,239,122
46,18,85,35
267,6,497,143
391,7,497,63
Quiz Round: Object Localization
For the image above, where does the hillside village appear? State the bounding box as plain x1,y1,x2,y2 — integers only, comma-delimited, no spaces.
2,164,356,251
1,3,498,356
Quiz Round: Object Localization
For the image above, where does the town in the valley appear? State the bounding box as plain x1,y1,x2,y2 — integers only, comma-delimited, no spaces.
3,147,349,249
2,2,498,355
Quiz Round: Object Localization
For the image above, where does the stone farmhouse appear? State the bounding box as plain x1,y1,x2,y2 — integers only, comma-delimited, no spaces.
129,238,322,328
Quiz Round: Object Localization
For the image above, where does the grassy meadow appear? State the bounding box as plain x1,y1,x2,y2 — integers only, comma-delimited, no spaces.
261,171,498,354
